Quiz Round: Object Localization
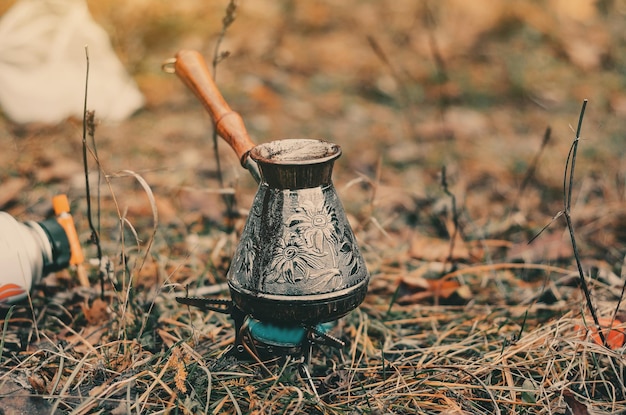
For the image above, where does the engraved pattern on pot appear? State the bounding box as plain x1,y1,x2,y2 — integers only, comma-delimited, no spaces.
264,233,325,286
260,190,361,292
234,233,256,276
230,191,263,283
338,226,360,277
288,199,340,256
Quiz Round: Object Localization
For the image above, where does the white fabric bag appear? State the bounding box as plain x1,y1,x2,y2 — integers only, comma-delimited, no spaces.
0,0,144,124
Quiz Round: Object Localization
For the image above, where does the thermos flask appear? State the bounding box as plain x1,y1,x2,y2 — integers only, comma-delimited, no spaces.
0,195,82,303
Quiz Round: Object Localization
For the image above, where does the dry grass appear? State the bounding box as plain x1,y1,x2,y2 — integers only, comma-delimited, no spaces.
1,1,626,414
2,254,625,414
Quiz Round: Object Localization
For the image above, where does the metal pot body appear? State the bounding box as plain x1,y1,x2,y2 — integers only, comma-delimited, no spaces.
227,139,369,324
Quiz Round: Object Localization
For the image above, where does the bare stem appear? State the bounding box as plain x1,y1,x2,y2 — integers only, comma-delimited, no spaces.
612,255,626,327
83,46,104,299
515,126,551,207
211,0,238,225
562,100,605,345
441,165,460,268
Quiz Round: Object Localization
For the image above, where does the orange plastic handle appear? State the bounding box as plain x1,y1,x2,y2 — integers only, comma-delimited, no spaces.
52,194,84,266
173,50,256,165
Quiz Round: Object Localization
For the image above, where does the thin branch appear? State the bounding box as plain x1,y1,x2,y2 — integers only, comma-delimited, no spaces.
562,100,605,345
527,210,563,245
211,0,238,225
612,254,626,328
441,165,460,266
515,126,552,207
82,46,104,299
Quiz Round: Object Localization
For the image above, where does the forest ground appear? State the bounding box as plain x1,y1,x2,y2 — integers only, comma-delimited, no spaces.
0,1,625,413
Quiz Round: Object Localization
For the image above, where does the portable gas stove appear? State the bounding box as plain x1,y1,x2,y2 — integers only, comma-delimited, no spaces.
176,296,345,396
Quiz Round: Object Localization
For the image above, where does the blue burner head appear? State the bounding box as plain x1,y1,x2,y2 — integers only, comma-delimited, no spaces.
247,318,333,348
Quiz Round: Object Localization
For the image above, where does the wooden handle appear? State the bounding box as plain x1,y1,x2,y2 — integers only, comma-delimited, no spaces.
173,50,255,165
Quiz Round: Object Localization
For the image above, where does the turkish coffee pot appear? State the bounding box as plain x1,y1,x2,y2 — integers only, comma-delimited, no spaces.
170,50,369,328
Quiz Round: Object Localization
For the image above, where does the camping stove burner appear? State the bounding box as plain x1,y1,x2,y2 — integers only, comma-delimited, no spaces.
176,296,345,397
234,316,344,360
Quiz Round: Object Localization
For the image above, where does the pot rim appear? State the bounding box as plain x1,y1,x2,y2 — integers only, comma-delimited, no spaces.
249,138,341,166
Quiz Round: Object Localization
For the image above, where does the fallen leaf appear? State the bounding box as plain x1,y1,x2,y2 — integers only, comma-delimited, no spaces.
410,232,468,262
574,317,625,350
398,273,470,305
27,373,47,394
563,389,590,415
81,298,110,326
